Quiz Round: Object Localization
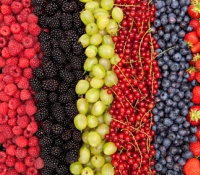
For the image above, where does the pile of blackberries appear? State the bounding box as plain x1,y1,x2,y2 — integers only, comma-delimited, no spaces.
30,0,85,174
152,0,198,174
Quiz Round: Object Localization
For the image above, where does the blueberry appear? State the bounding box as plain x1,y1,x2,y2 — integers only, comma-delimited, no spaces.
165,106,172,114
175,116,185,124
164,118,173,126
177,16,183,23
183,72,190,79
152,125,157,131
162,79,171,88
184,16,190,23
181,6,188,13
166,99,173,106
182,151,193,159
158,30,164,36
183,121,190,128
174,9,180,15
154,115,160,123
179,0,186,6
154,19,161,27
180,83,189,91
162,70,169,77
168,87,176,95
171,33,178,43
179,41,187,49
158,39,166,48
160,146,167,156
186,54,192,61
186,26,193,32
155,1,164,9
172,53,182,62
171,124,179,132
188,102,194,107
164,25,171,33
184,136,189,142
174,25,180,32
160,7,166,13
190,127,198,133
156,101,164,110
186,0,190,5
166,0,172,5
174,155,181,162
152,108,158,115
189,134,198,142
180,21,187,28
158,124,167,131
168,16,176,24
166,162,174,170
178,129,187,136
170,63,180,71
168,74,177,82
179,10,186,17
155,163,163,172
163,138,171,148
180,108,188,116
182,144,190,152
178,30,186,38
158,59,165,66
153,34,159,41
161,15,168,25
155,150,161,160
169,146,178,155
178,158,186,166
160,92,168,101
171,1,179,8
166,6,172,13
173,95,180,102
160,158,166,165
161,167,168,174
158,110,164,117
163,33,171,41
191,80,198,86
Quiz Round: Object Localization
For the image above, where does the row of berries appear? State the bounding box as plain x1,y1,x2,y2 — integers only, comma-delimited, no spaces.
30,0,85,174
0,0,44,174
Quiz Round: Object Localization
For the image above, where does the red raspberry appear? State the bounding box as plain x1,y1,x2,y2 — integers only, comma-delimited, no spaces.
15,162,26,173
11,1,23,14
3,75,14,85
25,156,35,167
33,42,41,53
0,133,6,144
5,169,18,175
16,147,27,159
8,118,17,126
34,157,44,169
0,103,9,115
21,22,29,33
27,121,38,134
30,57,40,69
6,57,18,66
8,98,21,110
22,36,34,48
0,151,7,163
0,91,11,102
0,14,3,23
16,136,28,147
17,9,28,23
6,145,16,156
0,26,11,37
0,114,8,124
0,163,8,174
28,146,40,158
10,23,21,34
23,67,33,79
18,57,29,68
22,0,31,8
25,104,37,116
8,109,16,118
28,136,39,147
1,5,11,15
9,65,22,78
12,126,23,136
13,90,20,99
8,40,24,57
6,156,16,167
28,23,41,36
0,37,7,48
23,129,33,138
0,57,6,69
24,48,36,59
0,0,13,5
27,14,38,24
2,125,14,139
0,81,6,91
26,167,38,175
14,31,26,42
17,115,29,129
16,105,26,116
4,15,16,26
17,77,29,89
20,89,31,101
1,47,11,59
4,84,17,96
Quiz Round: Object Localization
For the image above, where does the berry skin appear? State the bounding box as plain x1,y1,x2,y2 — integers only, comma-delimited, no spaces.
22,36,34,48
26,167,38,175
184,158,200,175
25,103,37,116
8,40,24,57
18,57,29,68
0,26,11,37
11,1,23,14
12,126,23,136
1,5,11,15
185,32,199,47
28,23,41,37
34,157,44,169
0,151,7,163
24,48,36,59
17,77,30,89
188,4,200,19
27,14,38,24
5,169,18,175
28,146,40,158
17,115,29,129
25,156,35,167
6,145,16,156
196,72,200,83
15,136,28,148
196,59,200,71
190,141,200,156
1,0,13,5
15,147,28,159
190,19,200,30
4,83,17,96
10,23,21,34
28,136,39,147
20,89,32,101
196,128,200,140
192,86,200,104
8,98,21,110
27,121,38,134
0,163,8,174
15,161,26,173
6,155,16,168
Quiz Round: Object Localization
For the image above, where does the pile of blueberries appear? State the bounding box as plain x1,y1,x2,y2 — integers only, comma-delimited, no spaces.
152,0,198,174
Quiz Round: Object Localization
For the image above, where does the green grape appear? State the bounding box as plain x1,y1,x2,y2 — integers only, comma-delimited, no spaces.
104,71,118,87
82,167,94,175
98,44,114,59
84,57,98,71
93,8,109,19
90,33,102,46
95,124,109,139
97,115,104,124
87,115,99,128
101,0,114,10
79,146,90,164
85,1,99,12
106,19,118,36
86,23,99,35
84,161,95,169
110,54,121,65
80,10,95,25
95,173,102,175
74,114,87,130
85,45,98,58
100,89,113,105
85,88,100,103
90,77,104,89
77,98,89,115
91,155,105,168
104,155,112,163
75,80,90,95
90,140,105,155
89,71,95,78
97,16,109,30
82,131,89,144
91,101,106,116
92,64,106,79
88,131,102,147
112,7,123,23
102,35,114,47
101,163,114,175
88,103,93,113
99,29,108,36
99,58,111,71
79,34,90,48
80,0,92,2
70,162,83,175
103,112,112,125
103,142,117,155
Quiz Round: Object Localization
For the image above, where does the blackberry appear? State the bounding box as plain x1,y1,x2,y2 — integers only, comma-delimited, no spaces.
70,81,76,88
47,16,60,29
59,39,71,53
54,138,64,146
30,78,42,92
52,48,67,64
35,91,48,102
56,165,69,174
51,103,65,122
62,129,71,141
67,88,77,102
35,128,45,138
73,70,84,82
78,2,85,9
72,130,82,143
51,146,62,157
62,117,71,126
73,12,82,29
36,100,49,108
61,13,73,31
54,11,62,20
65,64,72,72
33,68,45,79
31,0,46,7
38,15,49,28
58,93,73,104
44,155,59,168
72,42,83,56
59,69,75,83
51,39,60,49
48,92,58,102
57,82,70,94
40,41,52,56
42,79,59,91
50,29,65,40
65,104,79,120
40,146,51,158
70,56,83,70
51,123,64,135
40,166,54,175
77,27,85,37
66,150,79,163
58,155,67,165
64,141,81,152
35,107,49,121
42,120,53,134
69,122,77,131
65,30,79,42
33,5,43,16
62,1,77,13
51,0,65,5
43,61,57,77
39,135,54,147
45,2,58,16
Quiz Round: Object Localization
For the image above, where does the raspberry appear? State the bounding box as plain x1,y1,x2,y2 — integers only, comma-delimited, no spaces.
22,0,31,8
13,90,20,99
6,156,16,167
25,156,35,167
12,126,23,136
0,26,11,37
3,75,14,85
26,167,38,175
2,125,14,139
23,67,33,79
0,91,11,102
21,22,29,33
4,15,16,26
24,48,36,59
18,57,29,68
5,169,18,175
0,37,7,49
0,81,6,91
0,14,3,23
10,23,21,34
34,157,44,169
9,65,22,78
20,89,31,101
0,114,8,124
16,136,28,148
33,42,41,53
27,121,38,134
22,36,34,48
1,5,11,15
28,23,41,37
6,145,16,156
30,58,40,69
8,40,24,57
25,104,37,116
27,14,38,24
6,57,18,66
0,133,5,144
28,136,39,147
23,129,33,138
1,0,13,5
16,105,26,116
17,10,28,23
17,77,30,89
0,163,8,174
1,47,11,59
8,109,16,118
8,98,21,110
17,115,29,129
8,118,16,126
28,146,40,158
15,147,27,159
4,84,17,96
14,31,26,42
0,151,7,163
0,103,9,115
15,162,26,173
11,1,23,14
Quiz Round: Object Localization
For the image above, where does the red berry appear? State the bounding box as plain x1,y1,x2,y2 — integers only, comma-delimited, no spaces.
21,22,29,33
0,26,11,37
15,136,28,147
2,125,14,139
28,23,41,36
17,115,29,129
24,48,36,59
1,5,11,15
6,155,16,167
26,167,38,175
17,77,30,89
27,14,38,24
10,23,22,34
15,162,26,173
20,89,32,101
4,15,16,26
6,57,18,66
14,31,26,42
12,126,23,136
8,40,24,57
22,36,34,48
25,104,37,116
15,147,28,159
0,0,13,5
22,0,31,8
25,156,35,167
8,118,17,126
23,128,33,138
6,145,16,156
4,84,17,96
8,98,21,110
0,151,7,163
23,67,33,79
34,157,44,169
29,57,40,69
5,169,18,175
0,103,9,115
1,47,11,59
0,37,7,48
18,57,29,68
28,146,40,158
17,9,28,23
28,136,39,147
0,114,8,124
11,1,23,14
0,163,8,174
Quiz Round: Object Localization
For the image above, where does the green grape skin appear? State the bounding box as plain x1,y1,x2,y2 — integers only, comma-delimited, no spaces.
84,161,95,169
102,35,114,47
87,131,102,147
84,57,98,71
82,131,89,144
103,142,117,155
91,155,105,168
86,23,99,35
104,71,118,87
100,89,113,105
101,163,114,175
97,16,110,30
85,1,99,12
112,7,123,23
93,8,109,19
90,77,104,89
98,44,114,59
74,114,87,130
77,98,89,115
90,33,102,46
70,162,83,175
106,19,118,36
97,115,104,124
87,115,99,128
104,155,112,163
95,123,109,139
90,140,105,155
101,0,114,10
92,64,106,79
99,58,111,71
110,54,121,65
79,34,91,48
80,10,95,25
85,88,100,103
85,45,98,58
99,29,108,36
79,146,91,164
75,80,90,95
82,167,94,175
91,101,106,116
103,111,112,125
80,0,92,2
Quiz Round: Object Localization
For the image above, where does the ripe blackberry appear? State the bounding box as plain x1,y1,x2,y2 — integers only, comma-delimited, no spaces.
47,16,60,29
77,27,85,37
62,129,71,141
40,166,54,175
67,88,77,102
51,39,60,49
35,91,48,102
69,122,77,131
56,164,69,174
38,15,49,28
36,100,49,108
58,155,67,165
40,41,52,57
31,0,46,7
45,2,58,16
70,56,83,70
73,12,82,29
42,79,59,91
66,30,79,42
54,11,62,20
62,1,78,13
65,64,72,72
40,146,51,158
40,135,54,147
44,155,59,168
65,103,78,120
62,117,71,126
54,138,64,146
63,140,81,152
59,39,71,53
43,60,57,77
72,130,82,143
52,48,67,64
33,5,43,16
30,78,42,92
39,31,51,41
78,2,85,9
51,103,65,122
51,0,65,5
50,29,65,40
35,128,45,138
60,69,75,83
61,13,73,31
42,120,53,134
35,107,49,121
73,70,84,82
58,93,73,104
66,150,79,163
33,68,45,79
42,56,51,63
72,42,83,56
51,146,62,157
51,123,64,135
48,92,58,102
57,82,70,94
